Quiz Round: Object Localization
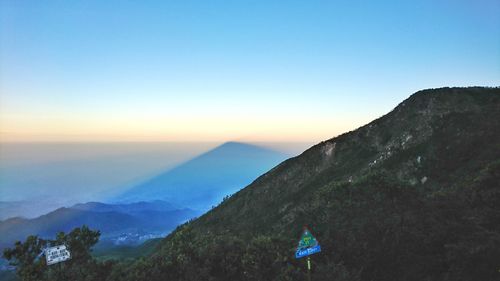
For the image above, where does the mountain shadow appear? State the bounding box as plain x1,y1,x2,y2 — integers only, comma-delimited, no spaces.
115,142,289,210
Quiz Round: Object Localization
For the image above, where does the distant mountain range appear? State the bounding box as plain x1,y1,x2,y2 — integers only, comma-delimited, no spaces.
0,141,288,257
0,201,199,251
0,201,64,221
71,200,180,213
115,142,288,210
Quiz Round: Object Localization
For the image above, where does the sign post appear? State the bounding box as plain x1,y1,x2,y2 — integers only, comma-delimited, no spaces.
45,245,71,265
307,256,312,281
295,227,321,280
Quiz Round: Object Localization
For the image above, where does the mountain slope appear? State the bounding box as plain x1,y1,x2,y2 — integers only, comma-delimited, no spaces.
93,238,162,261
112,87,500,281
116,142,288,210
194,87,500,234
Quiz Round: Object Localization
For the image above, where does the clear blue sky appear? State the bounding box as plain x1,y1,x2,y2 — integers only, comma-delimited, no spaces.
1,0,499,142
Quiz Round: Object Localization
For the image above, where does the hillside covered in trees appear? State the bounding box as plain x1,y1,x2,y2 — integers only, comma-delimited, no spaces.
4,87,500,281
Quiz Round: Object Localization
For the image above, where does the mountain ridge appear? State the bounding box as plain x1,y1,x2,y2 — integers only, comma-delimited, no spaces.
0,201,199,251
112,87,500,281
71,200,180,213
193,86,500,234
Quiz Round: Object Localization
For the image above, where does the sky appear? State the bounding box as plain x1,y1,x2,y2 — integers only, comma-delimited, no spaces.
1,0,499,143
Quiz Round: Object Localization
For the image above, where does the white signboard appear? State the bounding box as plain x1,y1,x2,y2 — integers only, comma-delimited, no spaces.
45,245,71,265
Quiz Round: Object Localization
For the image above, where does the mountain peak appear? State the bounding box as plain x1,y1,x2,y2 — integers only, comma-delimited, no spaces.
209,141,278,154
219,141,246,146
393,86,498,116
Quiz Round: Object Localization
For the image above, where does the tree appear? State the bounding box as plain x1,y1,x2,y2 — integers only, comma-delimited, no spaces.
3,226,113,281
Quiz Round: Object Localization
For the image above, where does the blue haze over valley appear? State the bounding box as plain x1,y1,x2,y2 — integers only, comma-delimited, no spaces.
0,141,307,253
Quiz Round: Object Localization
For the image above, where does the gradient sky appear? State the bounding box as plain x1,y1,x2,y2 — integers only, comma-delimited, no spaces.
1,0,499,142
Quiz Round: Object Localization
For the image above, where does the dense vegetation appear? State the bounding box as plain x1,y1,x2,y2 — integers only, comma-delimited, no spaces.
3,226,114,281
4,87,500,281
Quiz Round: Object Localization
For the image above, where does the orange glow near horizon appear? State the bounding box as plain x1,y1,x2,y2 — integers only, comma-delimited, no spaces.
0,109,375,143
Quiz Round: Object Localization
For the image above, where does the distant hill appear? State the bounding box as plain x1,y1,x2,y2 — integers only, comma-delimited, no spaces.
0,201,63,220
71,200,179,213
113,87,500,281
0,201,199,251
116,142,288,210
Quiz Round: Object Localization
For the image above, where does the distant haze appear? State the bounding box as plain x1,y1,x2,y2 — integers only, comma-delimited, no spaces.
0,142,216,206
0,141,310,218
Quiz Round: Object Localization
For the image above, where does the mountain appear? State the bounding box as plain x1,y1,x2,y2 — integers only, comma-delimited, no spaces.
71,200,179,213
0,201,199,251
0,201,64,220
111,87,500,281
116,142,289,210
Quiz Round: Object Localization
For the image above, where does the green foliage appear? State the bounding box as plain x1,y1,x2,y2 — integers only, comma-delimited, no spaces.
104,168,495,281
3,226,114,281
3,235,46,281
92,238,162,262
